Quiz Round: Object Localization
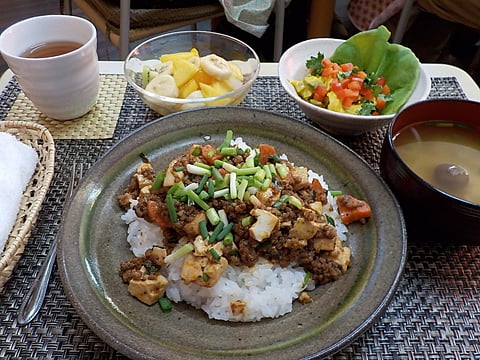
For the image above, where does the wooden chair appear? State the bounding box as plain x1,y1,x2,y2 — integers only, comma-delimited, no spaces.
62,0,225,59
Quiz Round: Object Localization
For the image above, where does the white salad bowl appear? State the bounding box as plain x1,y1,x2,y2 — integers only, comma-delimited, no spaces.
278,38,431,136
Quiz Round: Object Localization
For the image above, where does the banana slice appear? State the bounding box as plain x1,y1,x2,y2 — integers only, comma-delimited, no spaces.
181,90,206,110
153,60,173,75
187,55,201,68
200,54,232,80
145,74,179,98
223,75,243,91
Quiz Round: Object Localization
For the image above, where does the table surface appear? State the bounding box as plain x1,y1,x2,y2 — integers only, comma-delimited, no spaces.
1,62,480,359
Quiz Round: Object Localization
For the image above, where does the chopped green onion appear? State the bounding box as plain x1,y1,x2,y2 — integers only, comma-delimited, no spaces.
191,146,202,156
199,220,209,239
202,273,210,282
325,213,335,226
209,248,221,261
166,193,177,222
263,165,272,179
275,163,289,178
273,194,289,208
213,159,224,168
236,166,261,176
174,166,185,172
260,178,271,191
164,243,194,264
196,173,210,194
213,188,230,198
329,190,343,197
217,223,234,240
220,147,237,156
229,172,237,199
270,154,282,163
159,297,173,313
223,232,234,245
211,166,223,181
237,178,248,201
287,195,303,209
207,179,215,197
198,190,209,200
269,163,277,175
218,209,228,226
193,162,211,170
206,207,220,226
241,216,253,227
167,182,184,196
186,163,211,176
186,190,210,210
302,271,312,287
208,222,224,243
222,162,238,173
217,130,233,150
151,170,166,191
245,155,255,168
254,168,266,182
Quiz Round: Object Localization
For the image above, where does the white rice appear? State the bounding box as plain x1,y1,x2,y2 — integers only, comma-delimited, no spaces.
165,256,306,322
121,138,349,322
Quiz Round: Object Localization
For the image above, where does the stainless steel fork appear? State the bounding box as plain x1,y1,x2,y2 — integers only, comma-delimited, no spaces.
17,161,83,325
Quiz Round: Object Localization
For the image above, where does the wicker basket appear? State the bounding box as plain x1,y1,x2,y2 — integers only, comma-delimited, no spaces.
0,121,55,291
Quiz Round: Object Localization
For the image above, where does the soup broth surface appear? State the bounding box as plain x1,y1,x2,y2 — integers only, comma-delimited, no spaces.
393,121,480,203
22,41,82,58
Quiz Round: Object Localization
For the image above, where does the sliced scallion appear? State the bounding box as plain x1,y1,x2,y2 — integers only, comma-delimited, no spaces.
237,178,248,201
207,179,215,197
208,221,224,243
213,188,229,198
199,220,209,239
211,166,223,181
275,163,289,179
329,190,343,197
287,195,303,209
159,297,173,313
186,190,210,210
220,147,237,156
206,207,220,226
151,170,166,191
223,232,233,245
217,222,234,240
209,248,221,261
218,209,228,226
196,173,210,194
166,193,177,223
164,243,194,264
229,172,237,199
186,163,211,176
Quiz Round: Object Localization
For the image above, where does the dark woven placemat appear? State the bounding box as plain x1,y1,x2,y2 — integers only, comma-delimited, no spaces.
1,76,478,359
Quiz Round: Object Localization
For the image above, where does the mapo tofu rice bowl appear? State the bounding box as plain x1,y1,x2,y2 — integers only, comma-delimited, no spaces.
117,131,372,322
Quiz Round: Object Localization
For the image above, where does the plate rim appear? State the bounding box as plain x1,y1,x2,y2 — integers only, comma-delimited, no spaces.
57,107,407,359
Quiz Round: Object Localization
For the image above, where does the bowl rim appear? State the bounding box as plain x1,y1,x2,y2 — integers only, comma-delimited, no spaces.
385,98,480,208
278,37,430,121
124,30,260,104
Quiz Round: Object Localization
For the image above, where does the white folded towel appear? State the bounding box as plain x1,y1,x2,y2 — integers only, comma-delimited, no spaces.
0,132,39,253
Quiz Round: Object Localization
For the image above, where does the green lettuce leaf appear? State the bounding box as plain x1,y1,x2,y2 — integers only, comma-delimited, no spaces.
329,25,420,114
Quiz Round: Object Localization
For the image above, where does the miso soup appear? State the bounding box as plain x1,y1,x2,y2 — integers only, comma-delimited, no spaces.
393,121,480,204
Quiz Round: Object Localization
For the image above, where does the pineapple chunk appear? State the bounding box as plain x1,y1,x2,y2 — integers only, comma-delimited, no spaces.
172,59,200,88
160,48,199,62
228,61,244,81
179,78,199,98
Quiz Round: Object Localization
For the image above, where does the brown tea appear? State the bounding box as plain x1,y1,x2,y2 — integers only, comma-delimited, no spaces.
22,41,82,58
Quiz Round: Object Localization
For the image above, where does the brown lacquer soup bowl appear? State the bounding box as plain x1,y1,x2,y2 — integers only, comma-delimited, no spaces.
380,99,480,243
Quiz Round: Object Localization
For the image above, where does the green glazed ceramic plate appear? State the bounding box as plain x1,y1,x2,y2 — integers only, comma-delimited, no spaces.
57,107,406,359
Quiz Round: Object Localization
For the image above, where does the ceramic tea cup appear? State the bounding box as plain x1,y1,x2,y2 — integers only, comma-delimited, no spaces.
0,15,99,120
